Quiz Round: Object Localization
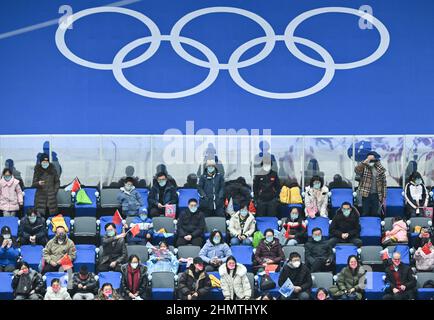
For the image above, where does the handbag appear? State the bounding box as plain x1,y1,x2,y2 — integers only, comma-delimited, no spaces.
260,273,276,291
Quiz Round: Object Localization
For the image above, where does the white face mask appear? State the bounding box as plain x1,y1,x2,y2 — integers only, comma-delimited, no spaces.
131,263,139,269
291,261,301,268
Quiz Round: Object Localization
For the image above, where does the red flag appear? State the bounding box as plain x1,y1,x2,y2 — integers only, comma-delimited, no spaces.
71,177,81,193
130,224,140,237
422,243,432,255
59,254,73,271
112,210,123,225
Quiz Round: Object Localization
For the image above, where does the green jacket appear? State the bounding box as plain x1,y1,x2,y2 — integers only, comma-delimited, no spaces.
329,266,366,300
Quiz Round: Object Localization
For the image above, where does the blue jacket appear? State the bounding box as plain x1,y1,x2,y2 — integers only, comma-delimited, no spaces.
117,187,144,216
199,240,232,264
0,245,19,266
127,216,154,242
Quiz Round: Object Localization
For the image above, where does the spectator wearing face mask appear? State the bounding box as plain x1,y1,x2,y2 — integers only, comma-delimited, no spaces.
177,198,206,247
42,226,76,273
281,207,307,246
199,230,232,272
254,229,285,273
96,283,121,300
0,168,23,216
19,208,48,246
123,208,153,245
178,257,212,300
404,171,429,219
253,157,280,217
198,160,225,217
147,241,179,274
355,151,387,217
330,255,366,300
219,256,251,300
315,288,331,300
148,172,178,218
12,261,44,300
98,223,127,273
304,176,329,218
44,278,71,300
305,228,334,272
120,254,148,300
383,252,416,300
278,252,312,300
0,226,19,272
71,265,98,300
329,202,362,248
117,177,144,216
228,203,256,246
413,227,434,271
31,154,60,217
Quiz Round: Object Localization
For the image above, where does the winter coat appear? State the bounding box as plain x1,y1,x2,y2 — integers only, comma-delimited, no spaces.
304,186,329,217
384,220,408,243
330,266,366,300
177,209,206,239
278,263,312,292
330,207,361,240
198,170,225,211
0,242,19,266
148,182,178,209
120,264,148,299
414,247,434,271
126,216,153,242
355,162,387,201
19,215,48,245
282,218,307,244
96,289,122,300
224,179,251,208
305,238,334,267
99,236,127,266
42,237,76,265
32,164,60,214
199,240,232,264
0,177,23,211
117,187,144,215
254,238,285,270
147,249,179,274
71,272,98,295
12,269,45,297
228,212,256,239
253,170,280,202
219,263,251,300
404,181,428,209
384,263,416,295
44,287,71,300
178,266,211,300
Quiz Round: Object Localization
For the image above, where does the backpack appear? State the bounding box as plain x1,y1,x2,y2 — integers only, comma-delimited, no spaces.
279,186,302,204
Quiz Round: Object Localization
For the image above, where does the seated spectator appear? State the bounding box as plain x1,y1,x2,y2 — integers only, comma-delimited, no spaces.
414,227,434,250
183,173,198,189
253,157,280,217
42,226,76,273
44,278,71,300
383,252,417,300
329,202,362,248
148,172,178,217
178,257,211,300
71,265,98,300
219,256,251,300
281,207,307,246
153,164,178,188
304,176,329,218
228,203,256,246
382,217,408,245
147,241,179,274
414,230,434,271
96,283,122,300
404,171,429,219
117,177,144,216
199,230,232,272
256,293,276,300
123,209,153,245
198,160,225,217
12,261,44,300
19,208,48,246
0,226,19,272
278,252,312,300
176,198,206,247
0,168,23,216
315,288,331,300
253,229,285,273
120,254,148,300
98,223,127,272
305,228,334,272
330,255,366,300
224,177,252,214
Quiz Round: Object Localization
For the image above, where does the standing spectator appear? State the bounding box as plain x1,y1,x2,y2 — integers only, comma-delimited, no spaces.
176,198,206,247
19,208,48,246
44,278,71,300
199,230,232,272
32,154,60,217
198,160,225,217
42,226,76,273
148,172,178,217
147,241,179,274
281,207,307,246
404,172,429,219
355,152,387,217
120,255,148,300
383,252,416,300
219,256,251,300
228,203,256,246
183,173,198,189
178,257,212,300
71,265,98,300
278,252,312,300
305,228,334,272
98,223,127,272
253,157,280,217
0,168,23,216
224,177,252,214
96,283,122,300
329,202,362,248
0,226,19,272
117,177,144,216
253,229,285,273
12,261,44,300
304,176,329,218
330,255,366,300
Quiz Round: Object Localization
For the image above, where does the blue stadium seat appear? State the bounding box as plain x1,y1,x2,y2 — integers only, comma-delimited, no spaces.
386,245,410,264
207,271,224,300
151,217,176,246
0,272,14,300
98,271,122,289
256,217,279,235
330,188,353,213
279,204,303,219
177,188,200,210
257,272,280,298
47,216,71,239
150,271,175,300
23,188,36,213
74,244,96,273
204,217,227,240
0,217,18,237
364,272,386,300
360,217,382,245
99,216,123,237
230,246,253,272
307,217,330,238
311,272,334,295
44,272,68,287
385,188,404,217
20,245,43,270
136,188,149,211
334,245,358,272
74,187,98,217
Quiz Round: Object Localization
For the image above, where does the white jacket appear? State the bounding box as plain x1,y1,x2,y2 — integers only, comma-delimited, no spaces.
44,287,72,300
228,212,256,239
304,186,329,217
219,263,251,300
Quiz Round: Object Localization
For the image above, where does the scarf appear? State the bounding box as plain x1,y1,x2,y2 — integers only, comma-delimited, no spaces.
127,265,140,294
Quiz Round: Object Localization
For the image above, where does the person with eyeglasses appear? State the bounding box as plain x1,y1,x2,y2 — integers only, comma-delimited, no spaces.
383,252,417,300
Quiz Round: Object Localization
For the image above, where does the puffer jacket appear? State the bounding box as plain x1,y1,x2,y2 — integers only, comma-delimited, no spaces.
414,247,434,271
148,182,178,209
330,266,367,300
304,186,329,217
12,268,45,297
0,177,23,211
330,207,361,239
178,266,211,300
44,287,71,300
384,220,408,243
253,238,285,270
224,178,252,208
305,238,334,267
282,218,307,244
199,240,232,264
253,170,280,202
228,212,256,239
19,215,48,245
198,170,225,211
278,263,312,292
32,164,60,215
0,243,19,266
219,263,251,300
42,237,76,265
404,181,428,209
117,187,144,215
71,272,98,295
120,264,148,299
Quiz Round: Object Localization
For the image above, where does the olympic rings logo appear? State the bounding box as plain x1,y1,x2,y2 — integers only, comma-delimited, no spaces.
55,6,390,99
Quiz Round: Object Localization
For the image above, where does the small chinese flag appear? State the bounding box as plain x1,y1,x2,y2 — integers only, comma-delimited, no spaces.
59,254,73,271
112,210,123,225
71,177,81,193
422,243,432,255
130,224,140,238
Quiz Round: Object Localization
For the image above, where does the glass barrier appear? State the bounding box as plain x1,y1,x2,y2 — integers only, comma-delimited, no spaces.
405,136,434,187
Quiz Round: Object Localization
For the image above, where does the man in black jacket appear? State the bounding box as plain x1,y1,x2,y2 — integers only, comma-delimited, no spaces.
253,157,280,217
305,228,335,272
178,257,211,300
198,160,225,217
12,261,45,300
19,208,48,246
383,252,416,300
98,223,128,272
278,252,312,300
176,199,206,246
148,172,179,217
329,202,362,248
71,265,98,300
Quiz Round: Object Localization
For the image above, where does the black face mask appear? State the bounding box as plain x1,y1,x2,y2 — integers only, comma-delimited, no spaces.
57,233,66,242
